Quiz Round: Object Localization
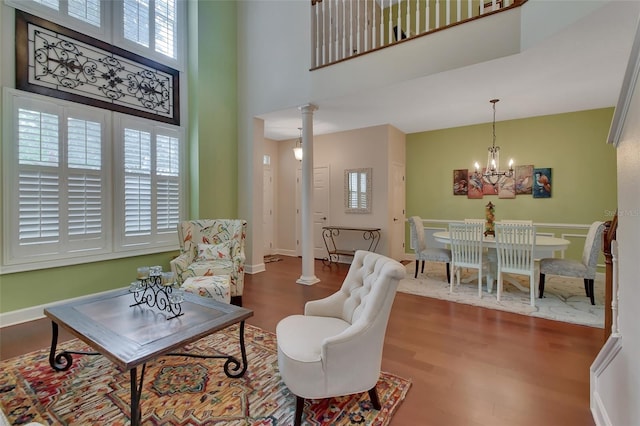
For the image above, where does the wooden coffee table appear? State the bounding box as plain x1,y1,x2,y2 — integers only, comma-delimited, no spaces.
44,288,253,425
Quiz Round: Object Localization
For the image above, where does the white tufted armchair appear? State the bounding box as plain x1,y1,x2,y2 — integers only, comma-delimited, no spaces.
276,250,406,426
170,219,247,306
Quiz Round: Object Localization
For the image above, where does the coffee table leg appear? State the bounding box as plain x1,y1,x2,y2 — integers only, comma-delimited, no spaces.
49,322,73,371
223,320,248,378
130,364,146,426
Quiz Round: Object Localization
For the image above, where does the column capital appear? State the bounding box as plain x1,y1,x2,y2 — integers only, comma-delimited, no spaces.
298,103,318,113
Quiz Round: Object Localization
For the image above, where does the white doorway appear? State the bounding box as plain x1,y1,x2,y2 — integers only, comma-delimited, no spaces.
296,166,330,259
390,162,406,260
263,167,274,256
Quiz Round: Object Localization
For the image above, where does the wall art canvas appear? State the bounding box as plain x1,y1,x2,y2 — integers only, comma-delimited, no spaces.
515,165,534,195
533,168,552,198
467,170,484,199
498,176,516,199
453,169,468,195
482,172,500,195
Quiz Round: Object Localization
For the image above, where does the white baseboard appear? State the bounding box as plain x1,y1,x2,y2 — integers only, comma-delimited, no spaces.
0,287,124,328
590,333,623,426
245,262,266,274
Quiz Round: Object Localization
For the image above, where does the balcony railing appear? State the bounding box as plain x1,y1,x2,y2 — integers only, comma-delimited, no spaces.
311,0,525,69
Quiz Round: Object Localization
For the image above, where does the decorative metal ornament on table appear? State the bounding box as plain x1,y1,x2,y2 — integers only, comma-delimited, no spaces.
130,267,184,320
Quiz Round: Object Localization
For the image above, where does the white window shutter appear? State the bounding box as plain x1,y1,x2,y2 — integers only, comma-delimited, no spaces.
68,0,101,27
124,128,152,237
18,170,60,242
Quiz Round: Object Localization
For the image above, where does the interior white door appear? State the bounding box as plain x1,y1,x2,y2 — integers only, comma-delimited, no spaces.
296,166,330,259
390,162,406,260
263,167,274,256
313,166,330,259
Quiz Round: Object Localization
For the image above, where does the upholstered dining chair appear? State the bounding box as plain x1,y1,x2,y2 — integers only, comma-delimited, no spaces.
408,216,451,282
539,221,605,305
495,222,537,306
276,251,405,426
449,222,488,297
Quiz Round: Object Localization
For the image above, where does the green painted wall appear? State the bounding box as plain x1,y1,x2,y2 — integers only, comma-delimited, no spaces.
192,1,238,219
0,3,238,313
406,108,617,261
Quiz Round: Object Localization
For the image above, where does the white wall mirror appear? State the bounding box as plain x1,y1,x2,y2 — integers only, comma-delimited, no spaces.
344,168,372,213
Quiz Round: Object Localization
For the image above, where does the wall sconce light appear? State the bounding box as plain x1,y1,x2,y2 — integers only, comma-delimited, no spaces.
293,127,303,161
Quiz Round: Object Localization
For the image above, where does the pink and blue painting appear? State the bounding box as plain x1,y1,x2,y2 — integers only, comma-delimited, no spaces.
533,168,552,198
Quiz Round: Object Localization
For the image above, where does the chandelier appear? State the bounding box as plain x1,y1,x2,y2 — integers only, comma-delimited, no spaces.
474,99,513,186
293,127,303,161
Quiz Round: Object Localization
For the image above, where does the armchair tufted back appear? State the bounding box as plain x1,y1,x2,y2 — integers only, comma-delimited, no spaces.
582,221,605,278
177,219,247,260
336,250,406,326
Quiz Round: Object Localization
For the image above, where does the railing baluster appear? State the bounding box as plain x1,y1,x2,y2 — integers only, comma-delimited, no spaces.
372,0,377,49
378,0,384,46
363,0,368,52
320,1,328,65
387,0,392,45
355,0,360,54
446,0,450,26
333,0,340,61
406,0,411,38
426,0,430,32
312,0,519,68
397,0,402,41
415,0,420,36
342,0,346,60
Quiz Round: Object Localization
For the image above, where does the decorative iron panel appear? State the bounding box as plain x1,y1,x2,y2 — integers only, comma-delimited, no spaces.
16,11,180,125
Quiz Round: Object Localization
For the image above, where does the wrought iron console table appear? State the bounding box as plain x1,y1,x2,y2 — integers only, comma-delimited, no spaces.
321,226,381,265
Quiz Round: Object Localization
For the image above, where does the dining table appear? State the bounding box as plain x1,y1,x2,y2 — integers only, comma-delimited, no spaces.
432,230,571,293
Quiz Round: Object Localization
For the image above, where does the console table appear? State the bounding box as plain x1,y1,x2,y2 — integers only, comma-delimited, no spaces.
321,226,381,265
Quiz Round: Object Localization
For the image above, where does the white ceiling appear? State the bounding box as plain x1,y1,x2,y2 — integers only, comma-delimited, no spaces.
260,2,640,141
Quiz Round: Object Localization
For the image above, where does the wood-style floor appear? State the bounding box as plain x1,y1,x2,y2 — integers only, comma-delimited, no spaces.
0,256,602,426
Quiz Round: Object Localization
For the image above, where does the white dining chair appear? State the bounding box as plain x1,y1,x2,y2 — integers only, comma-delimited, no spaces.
495,223,537,306
498,220,533,225
449,222,488,297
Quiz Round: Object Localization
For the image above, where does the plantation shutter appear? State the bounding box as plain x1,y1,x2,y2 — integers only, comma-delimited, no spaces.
123,0,150,48
156,134,180,233
154,0,176,59
67,0,101,27
17,108,61,245
123,0,176,59
7,98,109,263
124,128,152,237
67,117,103,239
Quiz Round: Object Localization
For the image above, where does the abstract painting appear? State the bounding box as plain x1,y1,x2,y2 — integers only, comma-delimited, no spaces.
515,165,534,195
453,169,469,195
533,168,552,198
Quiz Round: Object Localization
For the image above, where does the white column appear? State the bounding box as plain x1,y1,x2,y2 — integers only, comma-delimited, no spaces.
297,104,320,285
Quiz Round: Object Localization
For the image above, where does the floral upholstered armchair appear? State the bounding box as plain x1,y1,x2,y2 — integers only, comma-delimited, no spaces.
170,219,247,306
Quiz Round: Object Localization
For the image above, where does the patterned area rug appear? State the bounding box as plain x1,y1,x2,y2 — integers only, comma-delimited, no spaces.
400,263,604,328
0,323,410,425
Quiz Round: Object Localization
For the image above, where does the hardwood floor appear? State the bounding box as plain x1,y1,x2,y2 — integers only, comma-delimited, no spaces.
0,256,602,426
